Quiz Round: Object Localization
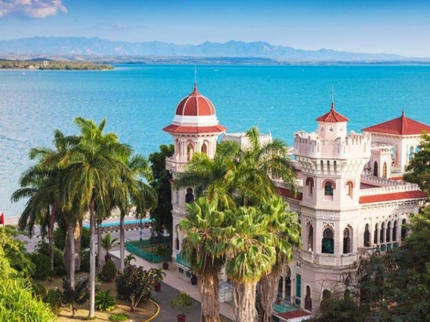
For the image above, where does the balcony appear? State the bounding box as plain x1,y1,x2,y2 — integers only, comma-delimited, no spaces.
166,158,188,173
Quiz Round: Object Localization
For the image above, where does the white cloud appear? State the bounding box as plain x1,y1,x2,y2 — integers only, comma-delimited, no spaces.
0,0,67,18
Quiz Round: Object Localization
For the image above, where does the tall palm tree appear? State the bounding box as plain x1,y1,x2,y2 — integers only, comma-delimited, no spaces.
257,196,302,322
222,205,279,322
111,154,157,270
179,197,230,322
54,117,132,318
11,147,64,274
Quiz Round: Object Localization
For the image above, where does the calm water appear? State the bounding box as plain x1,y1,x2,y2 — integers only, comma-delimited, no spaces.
1,64,430,218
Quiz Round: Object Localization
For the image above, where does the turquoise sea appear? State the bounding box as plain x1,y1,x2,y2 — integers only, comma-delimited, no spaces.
1,64,430,218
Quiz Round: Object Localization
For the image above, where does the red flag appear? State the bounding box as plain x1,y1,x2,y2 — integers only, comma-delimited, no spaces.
0,212,4,225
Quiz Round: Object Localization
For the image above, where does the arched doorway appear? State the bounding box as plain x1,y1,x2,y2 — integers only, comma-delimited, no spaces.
383,162,387,178
373,161,378,176
305,286,312,311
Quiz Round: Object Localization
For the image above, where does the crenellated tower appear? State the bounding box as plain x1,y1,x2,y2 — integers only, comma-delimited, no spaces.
290,103,371,312
294,103,371,209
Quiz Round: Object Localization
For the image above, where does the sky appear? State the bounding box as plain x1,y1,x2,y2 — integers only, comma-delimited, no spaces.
1,0,430,57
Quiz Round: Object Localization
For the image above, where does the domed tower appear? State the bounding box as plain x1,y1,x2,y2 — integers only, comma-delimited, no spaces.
163,84,226,267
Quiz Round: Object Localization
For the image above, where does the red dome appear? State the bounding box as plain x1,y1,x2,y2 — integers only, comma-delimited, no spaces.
175,84,216,116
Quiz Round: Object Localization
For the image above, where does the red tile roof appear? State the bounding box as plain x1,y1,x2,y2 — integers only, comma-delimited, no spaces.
278,310,312,320
362,111,430,135
163,124,226,134
359,190,427,204
175,84,216,117
316,103,349,122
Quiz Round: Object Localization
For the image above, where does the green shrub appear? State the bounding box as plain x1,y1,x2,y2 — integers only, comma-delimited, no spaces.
57,276,90,317
109,313,129,321
0,277,56,321
31,281,47,298
100,259,117,282
43,289,61,315
30,252,54,280
95,289,116,312
115,265,157,311
32,240,66,276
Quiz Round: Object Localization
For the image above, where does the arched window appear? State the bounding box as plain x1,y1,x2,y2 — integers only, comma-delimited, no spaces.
343,228,351,254
185,188,194,204
306,177,314,196
401,219,407,240
393,221,398,241
391,146,397,163
386,222,391,242
364,224,370,247
383,162,387,179
329,127,333,132
373,161,378,176
409,146,414,160
380,223,385,243
308,224,314,251
175,139,180,157
187,142,194,161
201,142,208,155
346,181,353,197
324,181,334,196
305,286,312,311
374,224,378,244
322,228,334,254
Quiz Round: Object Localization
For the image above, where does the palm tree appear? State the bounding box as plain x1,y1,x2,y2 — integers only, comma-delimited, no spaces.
223,205,278,322
257,196,302,322
54,117,132,318
111,154,157,270
11,147,64,275
233,126,296,207
174,140,240,210
101,233,119,261
179,197,229,322
125,253,136,266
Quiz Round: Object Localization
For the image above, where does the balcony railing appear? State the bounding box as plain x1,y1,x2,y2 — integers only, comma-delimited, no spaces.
176,252,191,269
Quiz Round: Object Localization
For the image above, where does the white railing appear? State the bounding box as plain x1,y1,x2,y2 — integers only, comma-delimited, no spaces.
360,175,420,196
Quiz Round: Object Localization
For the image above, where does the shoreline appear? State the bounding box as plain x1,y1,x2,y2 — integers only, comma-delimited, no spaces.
4,216,19,226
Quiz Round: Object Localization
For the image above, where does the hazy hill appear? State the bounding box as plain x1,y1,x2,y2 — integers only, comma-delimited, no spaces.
0,37,426,63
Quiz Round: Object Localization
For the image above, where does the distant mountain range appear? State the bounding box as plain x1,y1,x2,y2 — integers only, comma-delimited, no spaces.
0,37,428,64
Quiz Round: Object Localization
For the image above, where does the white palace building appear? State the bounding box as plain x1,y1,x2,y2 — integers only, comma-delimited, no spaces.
163,84,429,315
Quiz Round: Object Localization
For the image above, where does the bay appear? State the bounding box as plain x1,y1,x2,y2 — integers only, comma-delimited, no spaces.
1,64,430,218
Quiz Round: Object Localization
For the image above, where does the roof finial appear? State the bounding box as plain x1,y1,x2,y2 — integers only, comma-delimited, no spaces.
402,110,405,117
194,65,197,91
331,85,335,109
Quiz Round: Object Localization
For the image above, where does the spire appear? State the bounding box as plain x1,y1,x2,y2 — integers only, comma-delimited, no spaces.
194,65,198,92
331,85,335,110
